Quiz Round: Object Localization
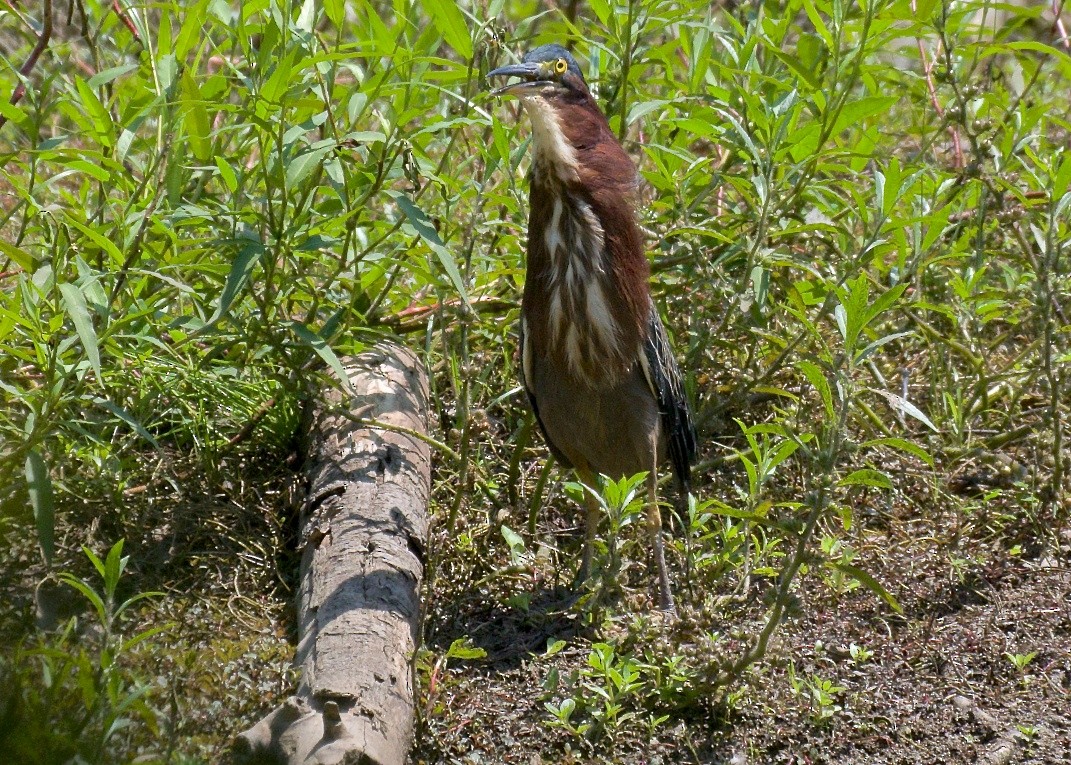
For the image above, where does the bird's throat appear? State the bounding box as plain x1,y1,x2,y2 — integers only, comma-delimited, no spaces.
522,98,580,183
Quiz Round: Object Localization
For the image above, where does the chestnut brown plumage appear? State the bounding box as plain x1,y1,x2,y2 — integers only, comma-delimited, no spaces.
488,44,696,611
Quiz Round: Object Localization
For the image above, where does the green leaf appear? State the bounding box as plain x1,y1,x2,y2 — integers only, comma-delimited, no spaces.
324,0,345,26
180,72,213,163
65,214,124,266
768,47,822,90
57,574,107,621
296,0,317,34
984,41,1071,79
834,97,898,131
701,497,772,521
59,283,102,381
74,78,114,147
0,101,25,126
802,0,834,47
446,637,487,660
215,156,238,193
0,239,34,270
881,157,902,216
500,524,524,552
588,0,611,24
393,192,471,306
343,130,386,144
856,330,912,364
913,0,939,19
82,543,107,578
103,540,127,598
175,0,209,59
859,283,907,334
261,48,297,104
286,141,334,188
206,241,264,326
66,159,111,183
797,360,835,419
25,450,55,566
828,561,902,613
286,321,353,393
838,469,893,489
422,0,472,59
93,397,161,448
87,63,139,89
121,622,170,651
861,437,934,467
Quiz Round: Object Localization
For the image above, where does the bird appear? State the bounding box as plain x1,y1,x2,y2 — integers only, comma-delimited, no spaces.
486,43,696,611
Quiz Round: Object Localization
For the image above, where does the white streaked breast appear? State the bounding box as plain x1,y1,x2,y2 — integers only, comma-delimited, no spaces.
586,281,619,353
544,197,564,265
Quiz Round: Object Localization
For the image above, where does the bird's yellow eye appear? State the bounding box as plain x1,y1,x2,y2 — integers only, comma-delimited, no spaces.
554,58,568,75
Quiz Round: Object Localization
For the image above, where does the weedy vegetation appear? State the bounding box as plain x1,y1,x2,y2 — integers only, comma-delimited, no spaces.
1,0,1069,761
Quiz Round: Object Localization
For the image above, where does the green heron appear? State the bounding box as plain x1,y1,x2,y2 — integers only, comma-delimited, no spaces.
487,44,696,611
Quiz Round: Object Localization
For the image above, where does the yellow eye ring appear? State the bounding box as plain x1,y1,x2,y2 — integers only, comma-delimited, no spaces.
554,58,568,75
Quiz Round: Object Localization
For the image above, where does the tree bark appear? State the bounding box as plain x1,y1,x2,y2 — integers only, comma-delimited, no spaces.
234,343,431,765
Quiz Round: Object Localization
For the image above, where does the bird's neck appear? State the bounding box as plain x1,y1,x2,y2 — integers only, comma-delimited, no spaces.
521,97,582,183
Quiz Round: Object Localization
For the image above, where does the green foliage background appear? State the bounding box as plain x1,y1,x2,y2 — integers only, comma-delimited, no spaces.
1,0,1069,760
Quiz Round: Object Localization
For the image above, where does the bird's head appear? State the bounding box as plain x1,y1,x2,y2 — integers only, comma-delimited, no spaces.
486,44,590,101
486,44,616,182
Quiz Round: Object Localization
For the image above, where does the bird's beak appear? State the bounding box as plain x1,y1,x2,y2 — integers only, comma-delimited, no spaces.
486,62,553,97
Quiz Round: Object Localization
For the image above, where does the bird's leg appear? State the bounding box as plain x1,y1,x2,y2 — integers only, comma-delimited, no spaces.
577,468,601,583
647,469,676,612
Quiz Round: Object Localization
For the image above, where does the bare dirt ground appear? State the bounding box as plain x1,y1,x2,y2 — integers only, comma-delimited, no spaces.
2,448,1069,764
413,456,1071,765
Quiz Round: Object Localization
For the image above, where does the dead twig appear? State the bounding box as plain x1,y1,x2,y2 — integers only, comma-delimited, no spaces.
1054,0,1069,51
378,295,515,333
111,0,141,42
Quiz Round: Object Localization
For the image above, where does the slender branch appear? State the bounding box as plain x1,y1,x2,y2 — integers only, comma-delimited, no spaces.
1054,0,1069,50
110,0,141,42
911,0,964,167
0,0,52,131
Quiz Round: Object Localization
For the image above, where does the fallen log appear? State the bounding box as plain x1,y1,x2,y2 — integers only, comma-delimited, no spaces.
234,343,431,765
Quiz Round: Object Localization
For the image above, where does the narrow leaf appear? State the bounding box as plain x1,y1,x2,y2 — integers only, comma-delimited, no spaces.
797,360,835,420
828,561,902,613
87,63,139,89
60,283,103,381
296,0,317,33
394,193,470,305
0,239,34,270
324,0,345,26
422,0,472,58
65,215,124,266
57,575,106,621
286,321,353,393
207,241,263,326
861,436,934,466
286,142,334,188
215,156,238,193
839,469,893,489
25,450,55,566
180,72,212,163
93,397,160,448
74,78,114,146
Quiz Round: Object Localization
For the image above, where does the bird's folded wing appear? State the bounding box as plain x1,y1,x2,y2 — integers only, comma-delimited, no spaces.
639,301,697,494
